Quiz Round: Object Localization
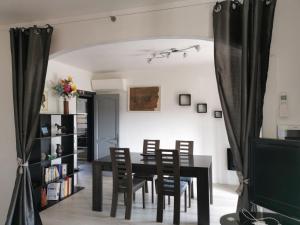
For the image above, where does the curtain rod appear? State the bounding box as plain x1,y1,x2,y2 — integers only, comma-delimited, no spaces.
52,0,216,26
0,0,216,30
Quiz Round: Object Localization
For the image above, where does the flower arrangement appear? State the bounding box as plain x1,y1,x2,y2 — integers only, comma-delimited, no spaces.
52,76,78,99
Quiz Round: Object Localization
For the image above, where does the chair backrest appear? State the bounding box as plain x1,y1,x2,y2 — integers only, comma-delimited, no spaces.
155,149,180,196
110,147,132,191
143,139,160,154
175,140,194,156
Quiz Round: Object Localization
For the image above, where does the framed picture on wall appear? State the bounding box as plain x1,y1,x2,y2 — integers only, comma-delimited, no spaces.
214,110,223,118
128,86,161,111
179,94,191,106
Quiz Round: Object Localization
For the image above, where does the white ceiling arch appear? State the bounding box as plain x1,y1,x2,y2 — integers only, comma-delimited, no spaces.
52,39,214,73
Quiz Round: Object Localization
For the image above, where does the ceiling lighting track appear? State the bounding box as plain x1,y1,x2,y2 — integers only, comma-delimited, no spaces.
147,44,200,64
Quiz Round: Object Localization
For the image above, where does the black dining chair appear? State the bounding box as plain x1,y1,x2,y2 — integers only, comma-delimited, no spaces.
110,147,146,220
156,149,188,225
176,140,194,208
134,139,160,203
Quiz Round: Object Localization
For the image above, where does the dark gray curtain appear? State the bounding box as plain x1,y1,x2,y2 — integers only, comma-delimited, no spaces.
6,25,53,225
213,0,276,211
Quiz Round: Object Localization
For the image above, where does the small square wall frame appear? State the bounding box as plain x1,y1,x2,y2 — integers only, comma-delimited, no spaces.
214,110,223,118
197,103,207,113
179,94,191,106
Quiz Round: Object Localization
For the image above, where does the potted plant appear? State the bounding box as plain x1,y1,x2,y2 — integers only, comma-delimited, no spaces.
52,76,78,114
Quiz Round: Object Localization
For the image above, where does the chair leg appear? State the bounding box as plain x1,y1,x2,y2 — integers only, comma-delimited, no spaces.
125,190,132,220
142,185,145,209
133,192,135,202
191,179,194,199
151,179,154,203
173,194,180,225
110,188,118,217
168,196,171,205
157,194,164,223
124,193,127,206
184,190,187,213
163,196,165,209
145,181,149,193
188,182,191,208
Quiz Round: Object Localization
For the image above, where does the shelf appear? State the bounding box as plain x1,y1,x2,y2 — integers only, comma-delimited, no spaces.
40,186,84,211
43,153,74,162
36,133,85,140
29,153,75,166
43,174,74,187
77,136,88,139
40,113,85,116
31,113,81,213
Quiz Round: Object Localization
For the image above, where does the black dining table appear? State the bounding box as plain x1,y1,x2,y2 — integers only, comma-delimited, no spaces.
92,152,213,225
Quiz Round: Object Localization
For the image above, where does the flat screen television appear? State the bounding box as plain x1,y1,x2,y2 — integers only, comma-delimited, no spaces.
249,138,300,221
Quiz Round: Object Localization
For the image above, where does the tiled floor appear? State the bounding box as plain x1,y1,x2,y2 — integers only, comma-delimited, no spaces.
41,162,238,225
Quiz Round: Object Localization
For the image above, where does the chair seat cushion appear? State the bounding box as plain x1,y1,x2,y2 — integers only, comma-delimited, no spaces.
180,176,192,183
164,181,188,193
134,173,155,181
155,179,188,195
132,177,146,192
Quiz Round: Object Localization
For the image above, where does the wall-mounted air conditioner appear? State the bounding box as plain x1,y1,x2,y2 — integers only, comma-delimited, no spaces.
91,78,127,91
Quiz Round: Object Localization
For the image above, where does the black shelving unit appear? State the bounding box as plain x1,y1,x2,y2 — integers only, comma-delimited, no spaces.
77,114,88,161
29,113,84,211
76,90,95,163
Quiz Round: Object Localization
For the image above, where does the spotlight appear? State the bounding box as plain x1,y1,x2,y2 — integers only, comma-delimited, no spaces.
183,52,187,58
195,45,200,52
110,16,117,22
167,53,171,58
147,58,152,64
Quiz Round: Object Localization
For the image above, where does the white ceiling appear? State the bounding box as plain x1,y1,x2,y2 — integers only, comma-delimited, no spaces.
53,39,214,73
0,0,184,26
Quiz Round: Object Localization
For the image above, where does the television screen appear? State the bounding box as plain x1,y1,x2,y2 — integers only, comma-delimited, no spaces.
249,139,300,220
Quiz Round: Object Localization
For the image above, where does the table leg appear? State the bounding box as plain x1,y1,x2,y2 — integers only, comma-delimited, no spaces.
209,163,213,204
93,162,103,211
197,170,210,225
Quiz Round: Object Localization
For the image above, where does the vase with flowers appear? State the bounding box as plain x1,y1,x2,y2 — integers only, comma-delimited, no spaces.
52,76,78,114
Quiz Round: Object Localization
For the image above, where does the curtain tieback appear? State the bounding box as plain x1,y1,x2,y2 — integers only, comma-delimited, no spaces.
17,158,28,174
236,171,249,196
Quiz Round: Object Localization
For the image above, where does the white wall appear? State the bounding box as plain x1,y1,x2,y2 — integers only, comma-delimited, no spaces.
262,0,300,138
0,30,16,223
94,64,238,185
44,60,93,114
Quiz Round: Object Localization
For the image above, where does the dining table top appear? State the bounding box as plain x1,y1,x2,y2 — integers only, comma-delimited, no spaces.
93,152,212,169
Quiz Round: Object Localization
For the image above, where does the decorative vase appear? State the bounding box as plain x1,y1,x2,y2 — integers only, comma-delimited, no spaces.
63,98,69,114
56,144,63,157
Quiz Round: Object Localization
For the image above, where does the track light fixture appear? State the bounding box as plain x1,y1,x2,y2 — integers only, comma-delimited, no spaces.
146,44,200,63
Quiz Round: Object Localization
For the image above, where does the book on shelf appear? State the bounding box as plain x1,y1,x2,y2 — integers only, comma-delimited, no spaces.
62,163,68,177
44,166,59,183
60,176,72,198
47,183,61,201
44,164,68,183
41,187,47,208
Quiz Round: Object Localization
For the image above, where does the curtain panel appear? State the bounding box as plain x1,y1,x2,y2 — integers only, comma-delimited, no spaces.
213,0,277,211
6,25,53,225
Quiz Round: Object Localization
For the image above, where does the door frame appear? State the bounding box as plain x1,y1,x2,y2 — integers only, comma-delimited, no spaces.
94,94,120,160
